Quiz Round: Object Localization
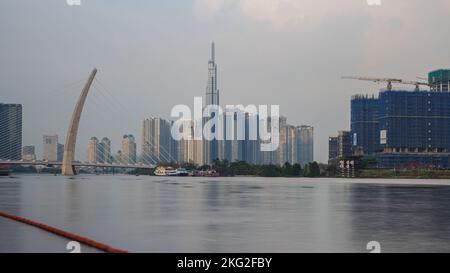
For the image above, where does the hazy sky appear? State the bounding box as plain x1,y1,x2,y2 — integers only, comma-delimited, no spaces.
1,0,450,162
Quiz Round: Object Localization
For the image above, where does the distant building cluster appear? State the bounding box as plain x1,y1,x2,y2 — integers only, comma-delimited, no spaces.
1,43,314,167
139,115,313,167
85,135,139,165
136,43,314,167
330,69,450,169
86,137,112,163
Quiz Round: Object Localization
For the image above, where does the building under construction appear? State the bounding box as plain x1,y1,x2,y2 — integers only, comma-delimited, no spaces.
347,69,450,169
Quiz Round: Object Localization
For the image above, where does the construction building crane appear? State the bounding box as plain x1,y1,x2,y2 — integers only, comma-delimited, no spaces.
342,76,402,90
342,76,430,91
400,80,430,91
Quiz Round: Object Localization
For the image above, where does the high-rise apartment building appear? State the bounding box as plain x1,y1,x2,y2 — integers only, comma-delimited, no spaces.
351,95,379,156
175,120,203,165
337,131,352,159
0,103,22,160
328,136,338,164
142,117,177,164
43,135,58,161
242,113,260,164
376,89,450,168
98,137,111,163
278,123,297,165
222,109,245,163
86,137,99,163
296,125,314,166
345,70,450,168
122,134,137,164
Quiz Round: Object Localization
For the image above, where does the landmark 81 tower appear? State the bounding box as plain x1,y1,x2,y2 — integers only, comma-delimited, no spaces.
203,42,220,165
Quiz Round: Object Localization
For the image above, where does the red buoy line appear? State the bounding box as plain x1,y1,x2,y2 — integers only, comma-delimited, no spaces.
0,211,128,253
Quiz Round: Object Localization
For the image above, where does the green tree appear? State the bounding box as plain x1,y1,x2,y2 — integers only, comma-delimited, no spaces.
258,164,282,177
292,163,302,176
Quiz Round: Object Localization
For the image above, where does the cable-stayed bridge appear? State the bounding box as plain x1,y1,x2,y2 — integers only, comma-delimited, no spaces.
0,68,166,175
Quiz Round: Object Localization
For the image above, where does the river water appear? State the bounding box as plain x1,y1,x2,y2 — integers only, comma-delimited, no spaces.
1,174,450,253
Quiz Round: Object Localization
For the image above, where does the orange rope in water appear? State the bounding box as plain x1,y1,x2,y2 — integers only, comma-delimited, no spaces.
0,211,128,253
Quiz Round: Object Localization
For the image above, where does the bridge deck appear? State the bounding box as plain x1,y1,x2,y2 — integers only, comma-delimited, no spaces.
0,160,154,169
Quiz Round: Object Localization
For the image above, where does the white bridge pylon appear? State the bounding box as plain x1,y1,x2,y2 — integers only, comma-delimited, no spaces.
61,69,98,176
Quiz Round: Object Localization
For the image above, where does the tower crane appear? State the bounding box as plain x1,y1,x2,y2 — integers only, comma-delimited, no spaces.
400,80,430,91
342,76,430,91
341,76,402,91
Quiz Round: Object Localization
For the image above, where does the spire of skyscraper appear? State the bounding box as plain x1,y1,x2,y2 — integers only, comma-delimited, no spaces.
211,42,215,62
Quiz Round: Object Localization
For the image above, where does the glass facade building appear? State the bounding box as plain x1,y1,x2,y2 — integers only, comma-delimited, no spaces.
348,86,450,168
0,103,22,160
351,95,379,155
378,90,450,153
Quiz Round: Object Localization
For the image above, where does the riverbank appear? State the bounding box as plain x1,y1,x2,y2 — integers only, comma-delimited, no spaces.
358,169,450,179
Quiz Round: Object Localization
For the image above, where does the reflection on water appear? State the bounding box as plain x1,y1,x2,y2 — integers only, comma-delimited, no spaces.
1,175,450,253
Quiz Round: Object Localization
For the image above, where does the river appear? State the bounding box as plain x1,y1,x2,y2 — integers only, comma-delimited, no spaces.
1,174,450,253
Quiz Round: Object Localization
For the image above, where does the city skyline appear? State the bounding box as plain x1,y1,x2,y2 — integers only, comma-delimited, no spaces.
1,41,315,167
1,1,450,162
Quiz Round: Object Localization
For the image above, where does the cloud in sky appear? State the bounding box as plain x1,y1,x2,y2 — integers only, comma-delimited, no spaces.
194,0,370,27
194,0,450,29
194,0,227,18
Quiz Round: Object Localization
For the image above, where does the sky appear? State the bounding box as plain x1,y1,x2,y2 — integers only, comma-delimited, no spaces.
1,0,450,163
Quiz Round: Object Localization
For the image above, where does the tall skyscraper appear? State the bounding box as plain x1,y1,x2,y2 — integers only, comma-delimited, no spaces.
206,42,219,106
203,42,220,165
337,131,352,159
0,103,22,160
328,136,338,164
260,117,277,165
122,134,137,164
277,117,290,165
223,109,245,163
243,113,260,164
376,89,450,168
344,72,450,168
87,137,99,163
175,119,203,165
296,125,314,166
43,135,58,161
351,95,379,156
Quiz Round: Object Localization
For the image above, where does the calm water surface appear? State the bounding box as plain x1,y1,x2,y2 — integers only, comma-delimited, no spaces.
1,174,450,253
